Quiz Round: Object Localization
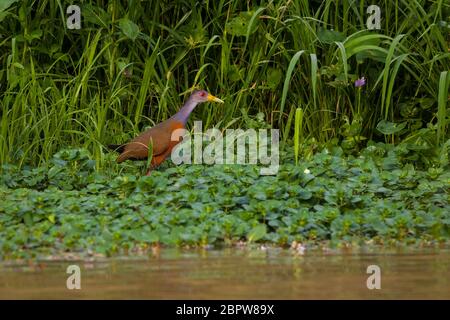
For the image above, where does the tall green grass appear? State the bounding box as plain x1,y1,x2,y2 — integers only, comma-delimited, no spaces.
0,0,449,167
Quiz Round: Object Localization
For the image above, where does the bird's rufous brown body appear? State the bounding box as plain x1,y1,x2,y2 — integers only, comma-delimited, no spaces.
116,119,184,171
110,90,224,175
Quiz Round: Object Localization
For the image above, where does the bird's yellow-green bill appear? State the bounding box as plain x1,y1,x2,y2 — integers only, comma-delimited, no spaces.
207,94,224,103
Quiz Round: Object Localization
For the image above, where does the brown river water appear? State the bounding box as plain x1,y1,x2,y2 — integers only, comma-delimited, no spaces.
0,247,449,299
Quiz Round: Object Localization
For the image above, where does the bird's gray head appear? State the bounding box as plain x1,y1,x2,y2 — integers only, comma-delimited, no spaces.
190,90,224,104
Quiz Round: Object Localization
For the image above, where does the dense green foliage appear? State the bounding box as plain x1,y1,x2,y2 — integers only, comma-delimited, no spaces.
0,1,449,259
0,0,449,166
1,145,449,259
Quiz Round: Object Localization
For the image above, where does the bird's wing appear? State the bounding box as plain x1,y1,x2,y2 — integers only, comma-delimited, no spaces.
116,120,184,163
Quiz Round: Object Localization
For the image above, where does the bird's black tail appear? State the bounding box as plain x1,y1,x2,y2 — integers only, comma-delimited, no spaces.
107,144,125,153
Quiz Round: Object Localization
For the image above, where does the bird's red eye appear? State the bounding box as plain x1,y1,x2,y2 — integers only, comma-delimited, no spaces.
200,92,206,97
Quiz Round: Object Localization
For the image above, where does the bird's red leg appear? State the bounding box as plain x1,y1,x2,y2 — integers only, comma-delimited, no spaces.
145,158,155,176
146,159,158,176
145,153,167,176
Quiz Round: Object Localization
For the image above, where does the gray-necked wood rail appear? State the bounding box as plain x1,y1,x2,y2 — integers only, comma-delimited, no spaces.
108,90,224,175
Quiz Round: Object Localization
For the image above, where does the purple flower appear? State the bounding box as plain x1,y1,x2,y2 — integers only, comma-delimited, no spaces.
354,77,366,88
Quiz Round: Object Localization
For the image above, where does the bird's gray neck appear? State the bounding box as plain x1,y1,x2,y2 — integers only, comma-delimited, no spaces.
171,97,198,125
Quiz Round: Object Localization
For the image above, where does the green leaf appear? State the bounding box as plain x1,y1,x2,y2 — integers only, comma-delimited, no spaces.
0,12,9,23
355,49,386,63
12,62,24,69
228,64,243,82
48,214,56,224
146,138,154,173
83,4,111,28
266,68,282,89
0,0,19,13
25,29,42,41
116,58,129,72
23,213,32,227
247,224,267,242
317,27,345,44
225,11,259,36
119,18,140,41
376,120,407,135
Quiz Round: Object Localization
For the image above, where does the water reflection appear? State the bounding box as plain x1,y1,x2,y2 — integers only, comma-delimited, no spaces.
0,247,449,299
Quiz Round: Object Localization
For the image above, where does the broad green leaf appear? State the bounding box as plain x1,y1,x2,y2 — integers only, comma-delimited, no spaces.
0,0,18,13
247,224,267,242
225,11,259,36
317,27,345,44
48,214,56,224
25,29,42,41
119,18,140,41
376,120,407,135
266,68,282,89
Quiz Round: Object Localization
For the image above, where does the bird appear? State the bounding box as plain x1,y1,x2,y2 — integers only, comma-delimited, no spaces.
108,90,224,175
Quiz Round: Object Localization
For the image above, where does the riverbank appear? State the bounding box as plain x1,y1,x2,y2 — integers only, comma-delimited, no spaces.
1,143,449,260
